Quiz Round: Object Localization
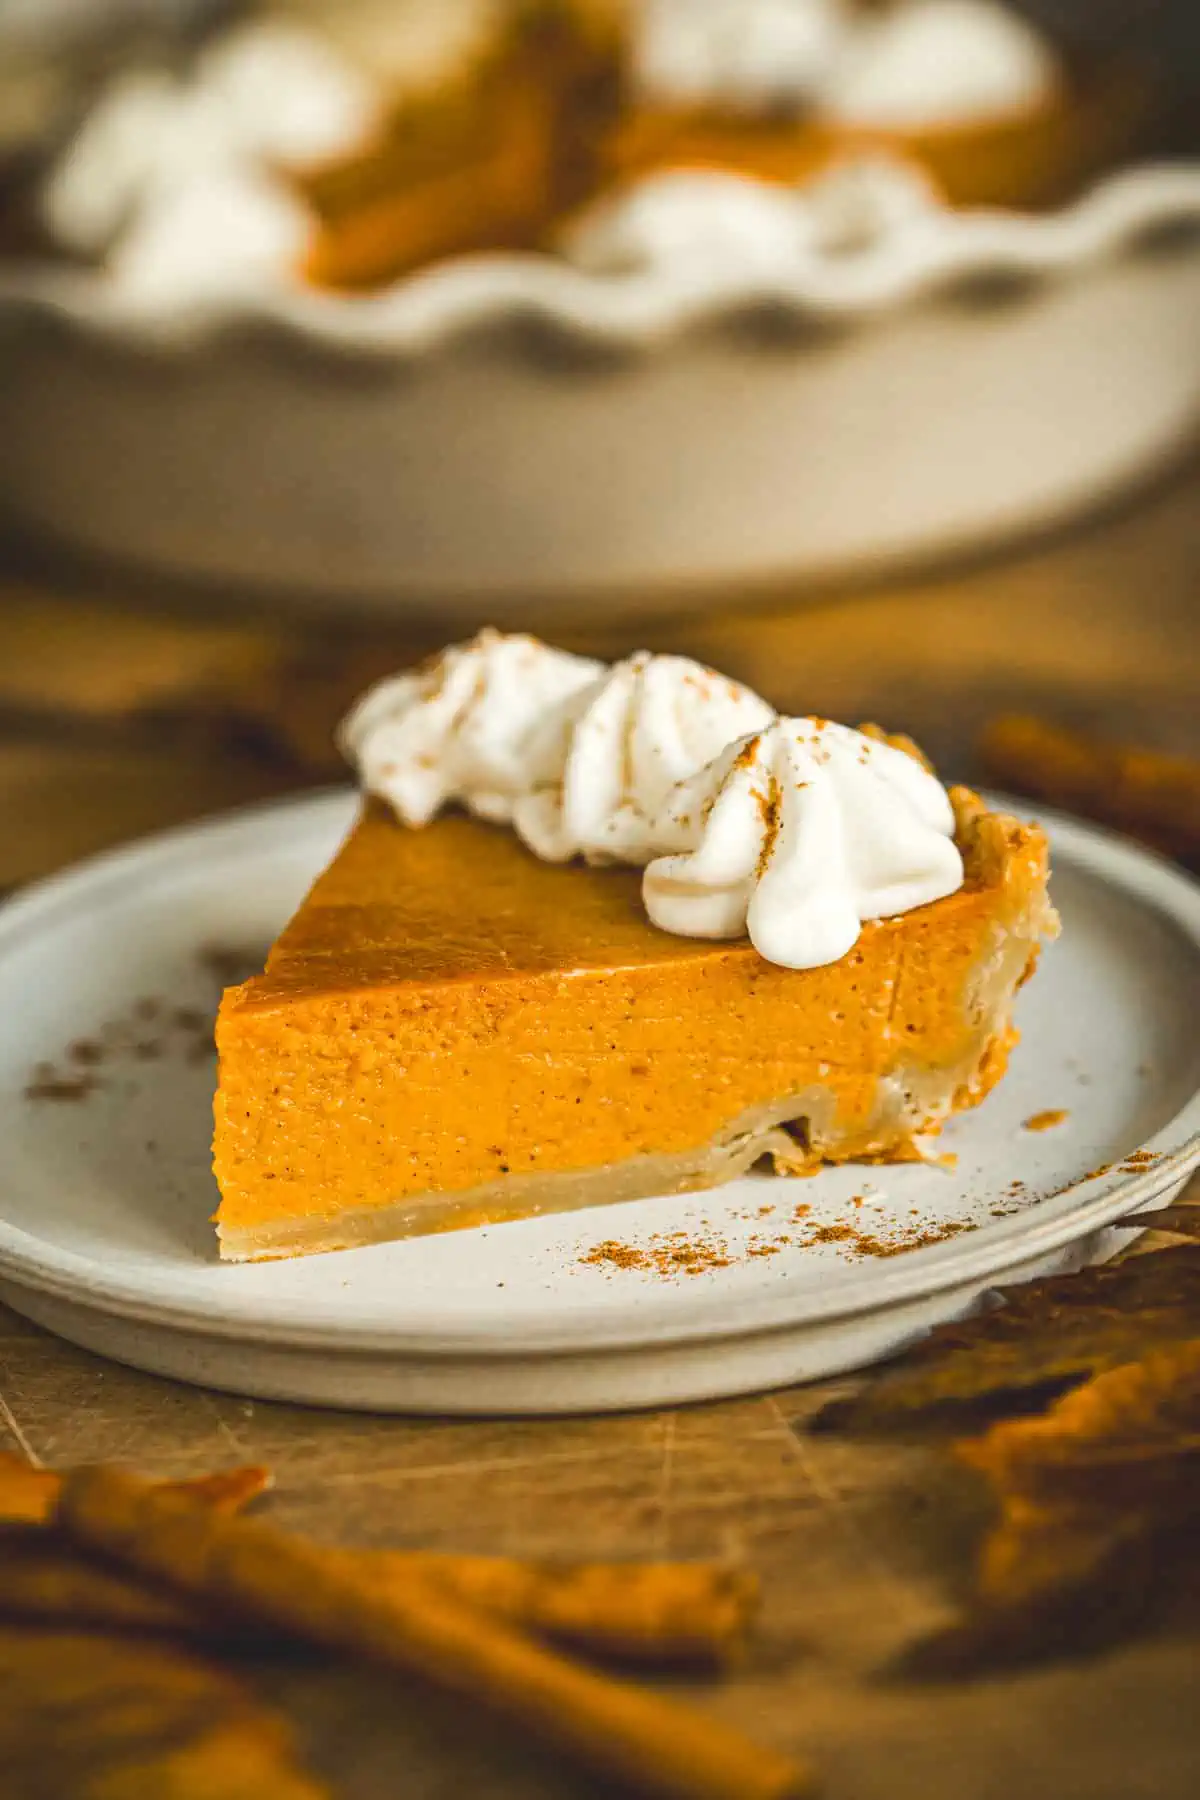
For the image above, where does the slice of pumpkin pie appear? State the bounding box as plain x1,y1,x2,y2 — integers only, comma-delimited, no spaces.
212,633,1056,1261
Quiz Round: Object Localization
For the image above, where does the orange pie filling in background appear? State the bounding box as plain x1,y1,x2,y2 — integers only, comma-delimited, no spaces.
294,2,1159,294
212,783,1056,1262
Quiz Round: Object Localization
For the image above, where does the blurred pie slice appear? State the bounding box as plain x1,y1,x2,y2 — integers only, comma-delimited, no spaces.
298,2,623,291
605,0,1158,213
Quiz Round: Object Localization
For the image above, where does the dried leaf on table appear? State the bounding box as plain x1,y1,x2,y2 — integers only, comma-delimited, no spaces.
0,1627,328,1800
899,1340,1200,1676
813,1246,1200,1432
960,1337,1200,1522
1120,1203,1200,1240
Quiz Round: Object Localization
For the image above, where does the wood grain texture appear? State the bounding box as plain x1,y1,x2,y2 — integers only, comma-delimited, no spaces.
0,459,1197,1797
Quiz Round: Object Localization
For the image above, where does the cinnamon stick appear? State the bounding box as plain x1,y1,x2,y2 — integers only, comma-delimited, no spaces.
402,1551,757,1665
57,1466,812,1800
0,1526,756,1666
979,714,1200,867
0,1451,270,1525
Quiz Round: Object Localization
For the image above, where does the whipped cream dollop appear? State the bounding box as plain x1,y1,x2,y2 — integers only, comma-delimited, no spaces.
41,21,378,269
630,0,1056,129
340,631,604,829
634,0,849,112
193,22,381,171
343,634,965,970
644,718,964,968
822,0,1060,130
42,69,183,256
560,155,941,276
514,652,774,864
559,169,814,276
107,165,312,302
800,153,942,254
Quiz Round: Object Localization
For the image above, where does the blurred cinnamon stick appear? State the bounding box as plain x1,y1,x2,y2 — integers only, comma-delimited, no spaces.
0,1531,758,1668
0,1451,271,1525
57,1466,810,1800
979,714,1200,867
1,1450,756,1666
360,1549,757,1667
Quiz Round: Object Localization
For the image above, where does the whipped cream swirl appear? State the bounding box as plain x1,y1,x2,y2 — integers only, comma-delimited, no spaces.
561,155,940,276
634,0,848,112
342,635,965,970
559,170,813,277
630,0,1056,128
645,718,964,968
515,652,774,864
822,0,1060,130
41,21,378,274
340,631,603,829
108,166,312,302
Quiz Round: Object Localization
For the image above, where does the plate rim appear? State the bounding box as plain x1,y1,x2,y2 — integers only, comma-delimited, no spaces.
0,785,1197,1358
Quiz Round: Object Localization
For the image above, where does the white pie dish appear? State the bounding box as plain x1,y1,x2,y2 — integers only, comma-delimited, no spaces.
0,787,1196,1414
1,162,1199,616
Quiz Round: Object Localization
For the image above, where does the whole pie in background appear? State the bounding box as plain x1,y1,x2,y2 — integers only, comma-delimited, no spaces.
5,0,1177,296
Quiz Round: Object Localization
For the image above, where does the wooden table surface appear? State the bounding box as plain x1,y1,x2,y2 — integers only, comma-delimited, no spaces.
1,467,1198,1799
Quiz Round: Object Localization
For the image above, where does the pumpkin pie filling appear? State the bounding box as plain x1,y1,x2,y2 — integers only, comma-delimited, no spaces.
213,780,1054,1262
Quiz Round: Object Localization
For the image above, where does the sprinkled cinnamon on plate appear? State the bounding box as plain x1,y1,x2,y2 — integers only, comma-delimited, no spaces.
794,1218,974,1259
579,1232,735,1277
803,1223,858,1247
1023,1108,1069,1132
23,1068,100,1103
579,1209,977,1277
23,988,222,1103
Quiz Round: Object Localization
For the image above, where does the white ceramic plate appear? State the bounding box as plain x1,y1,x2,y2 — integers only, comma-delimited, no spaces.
0,790,1197,1414
1,166,1199,612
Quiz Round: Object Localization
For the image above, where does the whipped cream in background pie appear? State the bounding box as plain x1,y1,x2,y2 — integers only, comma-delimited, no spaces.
821,0,1061,129
629,0,1061,126
634,0,850,112
32,0,1085,298
560,168,815,275
40,19,380,290
560,153,941,274
343,633,966,971
107,165,312,303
